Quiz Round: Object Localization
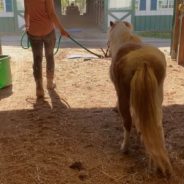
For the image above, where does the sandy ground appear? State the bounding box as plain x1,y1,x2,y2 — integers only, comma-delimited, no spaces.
0,43,184,184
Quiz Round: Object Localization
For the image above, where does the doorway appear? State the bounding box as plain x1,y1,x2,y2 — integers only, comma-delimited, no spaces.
55,0,106,31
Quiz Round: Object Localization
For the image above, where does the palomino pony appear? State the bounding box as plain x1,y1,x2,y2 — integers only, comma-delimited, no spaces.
108,21,172,175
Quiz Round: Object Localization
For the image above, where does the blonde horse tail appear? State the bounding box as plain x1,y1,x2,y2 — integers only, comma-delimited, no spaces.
130,63,172,175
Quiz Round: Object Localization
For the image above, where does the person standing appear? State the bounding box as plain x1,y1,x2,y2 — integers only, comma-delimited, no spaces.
24,0,69,99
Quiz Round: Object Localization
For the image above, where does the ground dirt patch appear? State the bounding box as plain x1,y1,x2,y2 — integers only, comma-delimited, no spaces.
0,46,184,184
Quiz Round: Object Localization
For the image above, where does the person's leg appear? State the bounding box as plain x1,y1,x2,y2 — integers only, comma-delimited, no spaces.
43,30,56,89
28,34,44,98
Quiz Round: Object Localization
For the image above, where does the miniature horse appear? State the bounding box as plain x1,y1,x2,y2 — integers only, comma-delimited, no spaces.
108,21,172,175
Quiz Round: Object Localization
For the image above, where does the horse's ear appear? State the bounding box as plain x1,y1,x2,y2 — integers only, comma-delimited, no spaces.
110,21,114,27
123,21,133,30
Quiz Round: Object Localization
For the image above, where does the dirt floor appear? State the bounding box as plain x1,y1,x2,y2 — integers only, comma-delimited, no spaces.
1,43,184,184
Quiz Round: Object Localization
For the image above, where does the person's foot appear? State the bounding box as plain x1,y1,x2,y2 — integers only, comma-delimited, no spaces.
35,79,44,98
47,80,56,90
36,88,44,99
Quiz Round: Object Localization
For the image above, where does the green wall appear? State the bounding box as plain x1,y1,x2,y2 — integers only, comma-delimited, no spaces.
0,15,173,33
0,17,16,33
134,15,173,32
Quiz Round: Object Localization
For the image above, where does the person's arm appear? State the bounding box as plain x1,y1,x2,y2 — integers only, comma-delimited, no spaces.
24,0,30,31
45,0,69,37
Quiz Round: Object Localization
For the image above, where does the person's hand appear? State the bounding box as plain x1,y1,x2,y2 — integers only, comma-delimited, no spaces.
60,29,69,37
25,24,29,32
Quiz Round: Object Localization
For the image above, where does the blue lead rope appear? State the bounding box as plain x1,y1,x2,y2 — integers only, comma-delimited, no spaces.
68,35,104,58
20,31,106,58
20,31,62,55
20,31,30,49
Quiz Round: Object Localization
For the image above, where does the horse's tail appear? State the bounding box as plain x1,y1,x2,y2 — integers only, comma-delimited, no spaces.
130,63,172,175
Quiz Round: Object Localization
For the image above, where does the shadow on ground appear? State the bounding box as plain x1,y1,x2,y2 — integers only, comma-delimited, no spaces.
0,87,184,183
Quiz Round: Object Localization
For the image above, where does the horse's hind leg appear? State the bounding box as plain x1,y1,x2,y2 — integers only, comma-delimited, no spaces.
118,94,132,153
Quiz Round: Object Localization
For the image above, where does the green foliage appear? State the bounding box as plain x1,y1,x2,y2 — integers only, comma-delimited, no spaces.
61,0,69,7
61,0,86,6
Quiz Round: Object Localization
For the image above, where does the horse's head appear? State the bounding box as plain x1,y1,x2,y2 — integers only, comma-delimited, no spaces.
110,21,133,32
107,21,141,58
108,21,133,43
107,21,132,58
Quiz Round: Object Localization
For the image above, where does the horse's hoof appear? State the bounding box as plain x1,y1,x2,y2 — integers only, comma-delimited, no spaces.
112,107,118,113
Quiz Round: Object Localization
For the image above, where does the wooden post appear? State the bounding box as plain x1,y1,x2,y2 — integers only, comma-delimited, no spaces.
0,38,2,55
170,0,180,60
54,0,62,17
177,2,184,65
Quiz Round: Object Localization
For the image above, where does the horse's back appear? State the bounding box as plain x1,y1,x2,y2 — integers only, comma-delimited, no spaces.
112,43,166,86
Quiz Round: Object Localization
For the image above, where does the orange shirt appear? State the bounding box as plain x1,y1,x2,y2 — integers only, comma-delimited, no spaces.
26,0,54,36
